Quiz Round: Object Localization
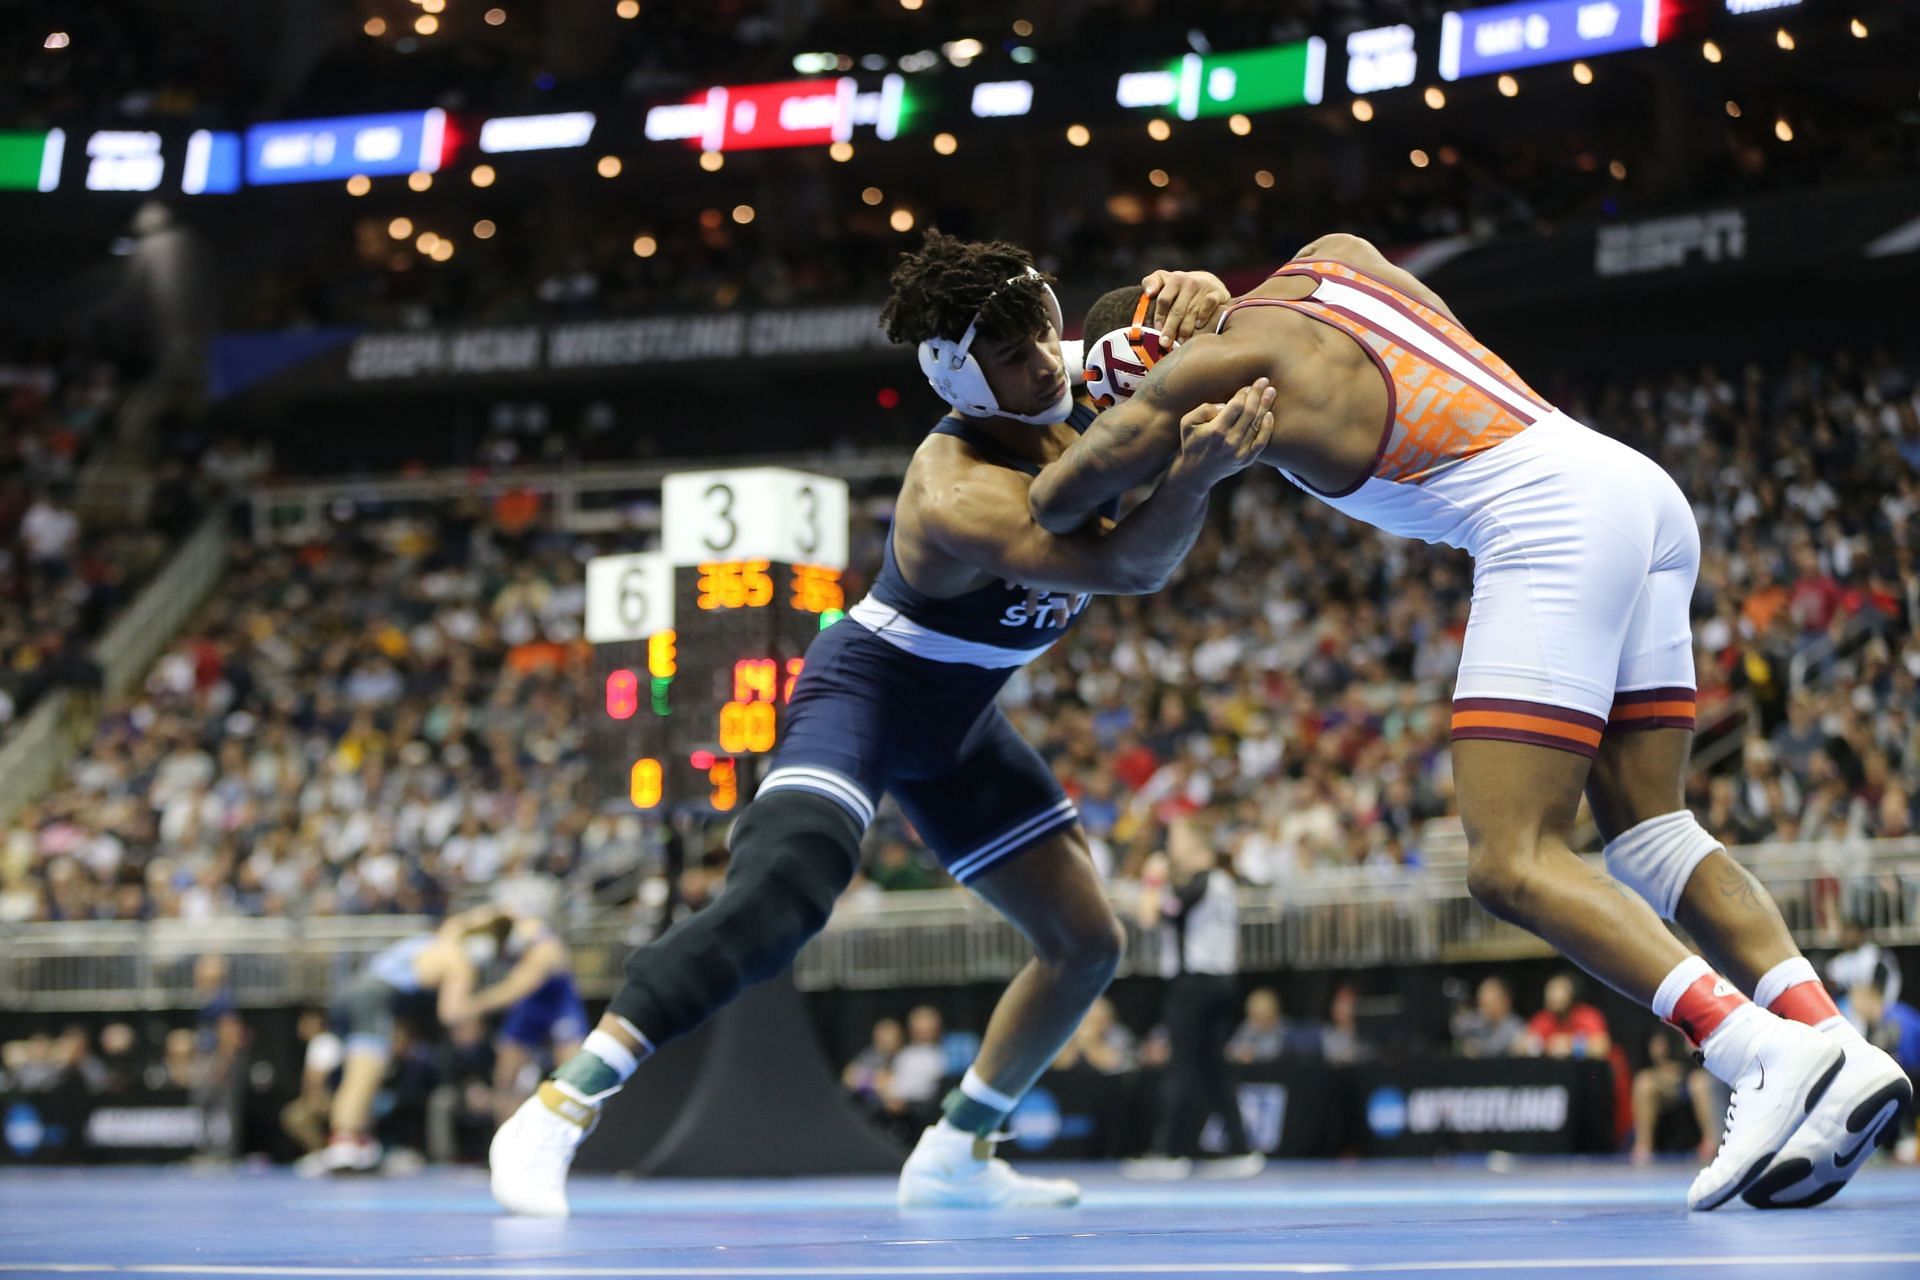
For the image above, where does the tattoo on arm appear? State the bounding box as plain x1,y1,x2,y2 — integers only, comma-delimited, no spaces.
1714,862,1766,914
1588,865,1639,903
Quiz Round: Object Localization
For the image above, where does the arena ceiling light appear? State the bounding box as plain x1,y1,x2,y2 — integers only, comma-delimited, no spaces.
478,112,597,154
1725,0,1799,12
1115,40,1326,121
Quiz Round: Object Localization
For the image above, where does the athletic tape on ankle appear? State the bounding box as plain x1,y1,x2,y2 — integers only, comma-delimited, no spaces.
581,1029,640,1082
959,1068,1021,1115
1602,810,1721,921
609,1014,654,1055
1753,956,1820,1012
1667,970,1749,1048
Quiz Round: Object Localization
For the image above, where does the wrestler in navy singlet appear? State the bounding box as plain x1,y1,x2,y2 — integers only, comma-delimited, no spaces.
757,404,1109,885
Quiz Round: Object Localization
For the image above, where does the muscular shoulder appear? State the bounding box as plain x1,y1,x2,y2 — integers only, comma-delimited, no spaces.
900,438,1027,557
1294,231,1386,270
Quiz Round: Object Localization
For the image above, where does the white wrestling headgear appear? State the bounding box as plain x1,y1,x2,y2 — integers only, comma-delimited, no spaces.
1082,291,1175,408
917,267,1075,425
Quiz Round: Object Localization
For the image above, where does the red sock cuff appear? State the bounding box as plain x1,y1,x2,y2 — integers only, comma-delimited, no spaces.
1668,972,1749,1047
1767,980,1842,1028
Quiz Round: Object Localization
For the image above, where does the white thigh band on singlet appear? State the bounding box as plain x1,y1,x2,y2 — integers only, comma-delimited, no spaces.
848,596,1051,668
757,767,876,828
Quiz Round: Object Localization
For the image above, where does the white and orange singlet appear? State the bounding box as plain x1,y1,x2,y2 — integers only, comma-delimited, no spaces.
1219,259,1700,759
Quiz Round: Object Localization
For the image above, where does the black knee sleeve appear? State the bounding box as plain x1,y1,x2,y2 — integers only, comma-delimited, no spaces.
608,789,862,1048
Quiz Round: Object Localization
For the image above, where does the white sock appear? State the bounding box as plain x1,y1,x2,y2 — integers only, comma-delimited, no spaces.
1699,1005,1766,1083
1652,954,1712,1021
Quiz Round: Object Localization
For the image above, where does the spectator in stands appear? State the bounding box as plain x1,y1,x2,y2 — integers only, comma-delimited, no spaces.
1226,988,1289,1065
1631,1028,1720,1165
51,1024,107,1093
94,1021,144,1095
426,1018,497,1166
1848,982,1920,1077
1523,973,1611,1060
193,954,248,1159
866,838,939,893
842,1017,903,1109
281,1007,342,1157
1056,996,1139,1075
885,1005,948,1121
1320,982,1375,1066
1453,976,1526,1059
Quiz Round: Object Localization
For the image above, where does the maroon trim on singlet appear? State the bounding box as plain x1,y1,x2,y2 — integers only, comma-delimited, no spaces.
1299,266,1556,421
1219,269,1393,499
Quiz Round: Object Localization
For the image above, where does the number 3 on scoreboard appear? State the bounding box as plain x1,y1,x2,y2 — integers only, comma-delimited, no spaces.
662,469,849,569
700,482,736,553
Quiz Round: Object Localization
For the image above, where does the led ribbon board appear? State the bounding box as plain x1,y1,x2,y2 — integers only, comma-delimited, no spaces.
182,131,241,194
1440,0,1663,81
0,130,65,191
645,76,907,151
478,112,597,154
1117,40,1326,122
245,109,450,185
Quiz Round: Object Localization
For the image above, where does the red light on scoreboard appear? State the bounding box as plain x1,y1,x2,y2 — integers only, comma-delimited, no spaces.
697,560,775,610
790,564,845,613
709,758,739,810
648,630,678,677
630,757,663,809
606,669,639,720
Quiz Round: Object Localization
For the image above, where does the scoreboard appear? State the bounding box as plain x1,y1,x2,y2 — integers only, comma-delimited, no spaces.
586,468,851,815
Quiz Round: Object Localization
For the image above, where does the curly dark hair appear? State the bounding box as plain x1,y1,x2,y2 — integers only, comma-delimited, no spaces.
1082,286,1147,344
880,230,1057,347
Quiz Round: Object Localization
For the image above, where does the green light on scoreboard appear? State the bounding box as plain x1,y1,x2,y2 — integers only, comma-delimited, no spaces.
819,608,845,630
1116,40,1325,121
650,675,672,716
0,129,65,191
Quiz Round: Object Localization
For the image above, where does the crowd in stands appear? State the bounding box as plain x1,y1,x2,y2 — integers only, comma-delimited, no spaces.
2,344,1919,924
0,346,180,730
0,497,642,925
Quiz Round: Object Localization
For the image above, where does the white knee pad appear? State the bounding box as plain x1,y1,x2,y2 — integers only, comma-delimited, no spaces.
1602,810,1721,920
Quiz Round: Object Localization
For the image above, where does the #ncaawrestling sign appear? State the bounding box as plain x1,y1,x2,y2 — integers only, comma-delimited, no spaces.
347,304,892,382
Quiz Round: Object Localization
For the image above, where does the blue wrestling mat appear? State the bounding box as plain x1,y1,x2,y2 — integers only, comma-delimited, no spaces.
3,1159,1918,1278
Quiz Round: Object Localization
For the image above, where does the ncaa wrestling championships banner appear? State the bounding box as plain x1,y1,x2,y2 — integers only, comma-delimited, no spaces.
210,179,1920,403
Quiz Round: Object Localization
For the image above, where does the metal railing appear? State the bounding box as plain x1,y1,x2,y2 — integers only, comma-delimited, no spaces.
249,449,916,543
6,838,1920,1012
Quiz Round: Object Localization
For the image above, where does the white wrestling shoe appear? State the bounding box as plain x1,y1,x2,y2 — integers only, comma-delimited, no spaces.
1743,1034,1913,1209
294,1135,382,1177
1688,1020,1844,1211
897,1123,1081,1209
489,1083,598,1218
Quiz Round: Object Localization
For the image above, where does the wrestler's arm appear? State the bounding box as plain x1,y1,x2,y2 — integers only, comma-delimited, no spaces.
1029,335,1269,534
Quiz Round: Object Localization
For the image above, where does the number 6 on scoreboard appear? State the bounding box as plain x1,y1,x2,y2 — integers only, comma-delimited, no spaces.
585,552,674,643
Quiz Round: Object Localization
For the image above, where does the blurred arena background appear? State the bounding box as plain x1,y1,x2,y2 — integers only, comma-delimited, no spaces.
1,0,1918,1202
